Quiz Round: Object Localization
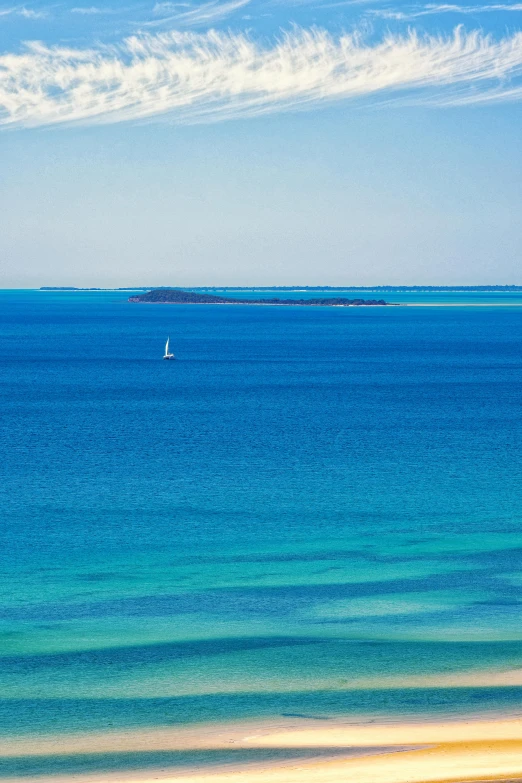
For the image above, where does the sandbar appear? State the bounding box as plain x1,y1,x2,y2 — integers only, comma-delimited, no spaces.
3,715,522,783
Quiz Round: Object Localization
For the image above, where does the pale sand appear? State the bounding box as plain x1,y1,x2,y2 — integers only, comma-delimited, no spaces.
402,302,522,306
4,716,522,783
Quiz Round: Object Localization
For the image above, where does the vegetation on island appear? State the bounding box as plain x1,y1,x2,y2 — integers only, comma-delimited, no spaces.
128,289,388,306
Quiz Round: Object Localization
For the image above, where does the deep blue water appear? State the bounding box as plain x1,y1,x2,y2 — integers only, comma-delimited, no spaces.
1,289,522,767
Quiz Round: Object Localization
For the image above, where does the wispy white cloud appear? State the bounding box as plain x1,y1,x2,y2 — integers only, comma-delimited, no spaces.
19,6,47,17
0,5,47,19
145,0,250,27
70,6,111,14
2,26,522,129
153,2,192,12
269,0,378,8
372,3,522,20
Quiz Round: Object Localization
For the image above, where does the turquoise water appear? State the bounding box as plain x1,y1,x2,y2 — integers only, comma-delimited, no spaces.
1,289,522,774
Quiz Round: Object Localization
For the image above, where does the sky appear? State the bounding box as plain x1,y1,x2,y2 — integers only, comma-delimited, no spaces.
1,0,522,285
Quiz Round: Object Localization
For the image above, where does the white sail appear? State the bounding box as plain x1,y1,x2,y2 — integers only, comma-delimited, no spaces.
165,337,169,356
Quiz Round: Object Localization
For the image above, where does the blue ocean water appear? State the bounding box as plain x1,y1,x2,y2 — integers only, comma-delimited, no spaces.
1,289,522,774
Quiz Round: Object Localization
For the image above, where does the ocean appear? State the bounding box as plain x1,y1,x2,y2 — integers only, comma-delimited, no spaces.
1,289,522,777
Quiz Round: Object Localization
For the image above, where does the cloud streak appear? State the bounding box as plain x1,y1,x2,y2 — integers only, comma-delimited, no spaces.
70,6,112,14
2,26,522,129
0,5,47,19
145,0,250,28
372,3,522,20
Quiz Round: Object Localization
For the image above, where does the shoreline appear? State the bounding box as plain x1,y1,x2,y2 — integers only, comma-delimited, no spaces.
403,302,522,306
3,714,522,783
129,301,393,307
130,300,522,307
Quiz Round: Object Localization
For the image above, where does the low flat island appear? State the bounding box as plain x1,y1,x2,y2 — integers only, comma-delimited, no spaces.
129,289,389,306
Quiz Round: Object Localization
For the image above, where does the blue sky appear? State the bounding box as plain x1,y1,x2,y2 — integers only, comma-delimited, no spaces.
1,0,522,285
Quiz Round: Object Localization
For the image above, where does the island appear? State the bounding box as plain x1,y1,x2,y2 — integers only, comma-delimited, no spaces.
128,289,388,306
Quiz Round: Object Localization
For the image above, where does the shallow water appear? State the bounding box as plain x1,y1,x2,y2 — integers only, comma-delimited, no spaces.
1,289,522,763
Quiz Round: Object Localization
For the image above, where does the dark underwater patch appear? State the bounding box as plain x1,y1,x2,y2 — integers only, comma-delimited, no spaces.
0,746,390,778
1,685,522,737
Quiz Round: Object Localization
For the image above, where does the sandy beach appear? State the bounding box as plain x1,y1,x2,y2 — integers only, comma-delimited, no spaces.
3,715,522,783
402,302,522,306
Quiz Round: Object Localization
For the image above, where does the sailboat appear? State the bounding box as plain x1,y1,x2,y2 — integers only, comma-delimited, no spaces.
163,337,175,360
